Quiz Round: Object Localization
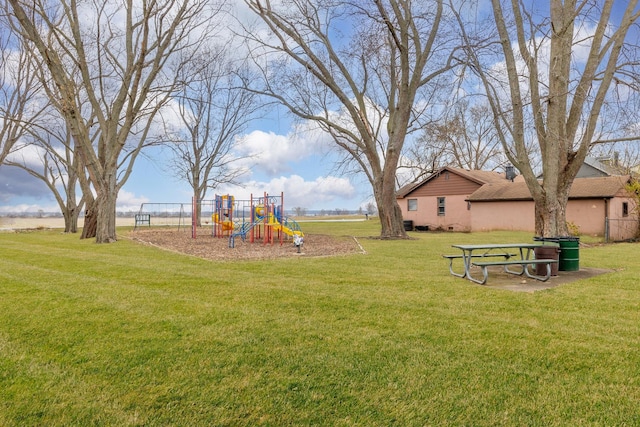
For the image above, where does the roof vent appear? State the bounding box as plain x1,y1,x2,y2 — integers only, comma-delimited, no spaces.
505,165,517,181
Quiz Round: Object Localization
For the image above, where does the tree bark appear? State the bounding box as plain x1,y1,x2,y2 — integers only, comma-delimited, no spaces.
534,187,570,237
63,206,79,234
81,199,97,240
95,198,117,243
376,182,407,238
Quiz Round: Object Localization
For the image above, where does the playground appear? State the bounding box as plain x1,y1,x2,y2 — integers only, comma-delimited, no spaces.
130,192,366,260
206,193,304,248
130,229,364,260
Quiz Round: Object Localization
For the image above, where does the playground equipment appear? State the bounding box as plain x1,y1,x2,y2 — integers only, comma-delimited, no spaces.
135,203,189,229
200,192,304,249
212,195,235,236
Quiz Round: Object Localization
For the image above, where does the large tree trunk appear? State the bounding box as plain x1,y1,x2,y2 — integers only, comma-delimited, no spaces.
62,173,81,233
63,207,80,233
377,196,407,238
95,199,117,243
375,163,408,239
94,175,118,243
78,162,120,243
534,183,570,237
81,199,97,240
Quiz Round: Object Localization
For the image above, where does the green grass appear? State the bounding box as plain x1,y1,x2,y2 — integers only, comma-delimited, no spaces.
1,224,639,426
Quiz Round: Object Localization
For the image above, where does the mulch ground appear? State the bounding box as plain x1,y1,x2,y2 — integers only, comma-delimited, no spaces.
129,228,365,261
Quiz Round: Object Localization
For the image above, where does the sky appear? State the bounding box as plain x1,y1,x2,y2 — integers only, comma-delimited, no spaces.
0,108,374,214
0,1,375,216
2,1,636,216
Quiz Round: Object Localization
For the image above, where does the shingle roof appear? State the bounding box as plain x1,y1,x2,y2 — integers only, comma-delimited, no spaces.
467,175,631,201
396,166,509,198
449,167,508,184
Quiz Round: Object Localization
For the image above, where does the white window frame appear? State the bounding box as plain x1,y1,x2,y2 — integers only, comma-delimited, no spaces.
437,197,445,216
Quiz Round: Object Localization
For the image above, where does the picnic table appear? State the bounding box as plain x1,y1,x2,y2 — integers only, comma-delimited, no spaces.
444,243,559,285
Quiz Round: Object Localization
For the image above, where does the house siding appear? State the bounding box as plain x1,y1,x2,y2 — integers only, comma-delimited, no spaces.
410,171,481,197
401,194,472,231
399,172,480,231
398,168,638,240
470,197,638,239
607,197,640,241
470,201,533,232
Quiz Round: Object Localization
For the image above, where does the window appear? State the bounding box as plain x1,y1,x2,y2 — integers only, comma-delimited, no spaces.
437,197,445,216
408,199,418,211
623,202,629,217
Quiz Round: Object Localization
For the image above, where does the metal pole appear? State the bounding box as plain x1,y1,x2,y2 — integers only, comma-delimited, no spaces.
191,197,197,239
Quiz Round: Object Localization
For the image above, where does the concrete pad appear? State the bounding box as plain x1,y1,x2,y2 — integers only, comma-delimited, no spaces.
475,266,612,292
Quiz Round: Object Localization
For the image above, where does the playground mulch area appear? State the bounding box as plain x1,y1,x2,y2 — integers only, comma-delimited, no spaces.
130,228,365,261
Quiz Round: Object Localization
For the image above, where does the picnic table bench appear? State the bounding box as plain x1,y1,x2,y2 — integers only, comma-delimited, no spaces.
442,253,517,278
447,243,559,285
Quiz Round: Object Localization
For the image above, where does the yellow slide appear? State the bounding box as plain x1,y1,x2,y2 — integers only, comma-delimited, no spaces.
267,216,304,237
212,213,234,231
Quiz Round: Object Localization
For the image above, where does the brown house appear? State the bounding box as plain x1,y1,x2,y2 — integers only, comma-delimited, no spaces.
396,166,509,232
397,166,638,240
468,175,637,240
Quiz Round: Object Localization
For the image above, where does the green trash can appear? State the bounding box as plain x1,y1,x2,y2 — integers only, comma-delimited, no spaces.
558,237,579,271
534,236,580,272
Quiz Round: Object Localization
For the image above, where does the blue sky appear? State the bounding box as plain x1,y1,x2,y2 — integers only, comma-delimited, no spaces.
2,0,636,215
0,1,377,215
0,106,373,214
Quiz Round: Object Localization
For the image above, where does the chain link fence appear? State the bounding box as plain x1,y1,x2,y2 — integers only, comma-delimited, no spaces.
605,217,640,242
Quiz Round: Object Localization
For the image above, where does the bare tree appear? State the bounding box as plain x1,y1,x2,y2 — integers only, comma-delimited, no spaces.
162,45,260,225
7,0,215,242
590,131,640,176
5,116,86,233
427,101,505,170
292,206,307,216
400,100,505,185
460,0,640,236
0,13,43,165
243,0,461,238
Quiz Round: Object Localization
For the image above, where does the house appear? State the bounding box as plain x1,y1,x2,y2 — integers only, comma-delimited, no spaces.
396,166,509,232
397,166,638,240
573,156,616,178
533,156,621,179
467,175,637,240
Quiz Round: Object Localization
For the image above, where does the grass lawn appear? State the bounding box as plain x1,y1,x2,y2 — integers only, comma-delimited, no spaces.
1,223,639,426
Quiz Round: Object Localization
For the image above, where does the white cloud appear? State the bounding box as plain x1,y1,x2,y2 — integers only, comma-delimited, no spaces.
234,125,332,176
116,189,150,212
0,189,149,214
5,143,48,167
215,174,356,210
0,203,58,214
